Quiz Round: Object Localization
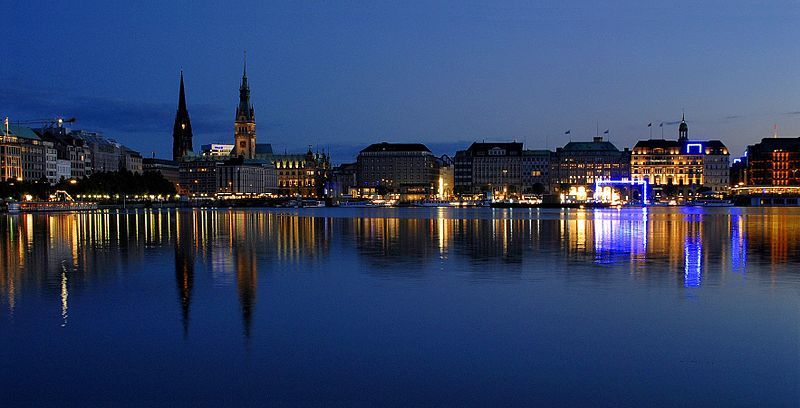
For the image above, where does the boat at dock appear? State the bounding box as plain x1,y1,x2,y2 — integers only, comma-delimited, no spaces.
13,190,97,213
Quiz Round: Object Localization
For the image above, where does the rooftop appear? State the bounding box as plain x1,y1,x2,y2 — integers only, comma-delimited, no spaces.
1,125,40,141
360,142,431,153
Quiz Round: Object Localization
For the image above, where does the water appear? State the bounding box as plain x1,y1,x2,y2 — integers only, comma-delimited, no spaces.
1,207,798,406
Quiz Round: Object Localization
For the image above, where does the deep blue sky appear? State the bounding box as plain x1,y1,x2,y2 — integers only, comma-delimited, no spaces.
4,0,799,162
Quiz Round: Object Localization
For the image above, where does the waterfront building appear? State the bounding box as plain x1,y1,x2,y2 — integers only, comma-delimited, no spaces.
522,149,554,193
143,158,180,186
453,149,473,194
463,142,523,196
453,142,522,196
177,157,277,197
1,124,56,182
0,127,23,181
737,137,800,186
268,148,330,198
551,136,630,191
37,127,93,179
356,142,439,198
455,142,555,195
327,163,358,198
17,127,47,181
178,159,219,197
172,71,194,161
630,115,729,196
437,155,455,198
217,158,278,195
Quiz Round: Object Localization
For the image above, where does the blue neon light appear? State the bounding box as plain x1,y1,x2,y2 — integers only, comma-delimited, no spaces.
686,143,703,154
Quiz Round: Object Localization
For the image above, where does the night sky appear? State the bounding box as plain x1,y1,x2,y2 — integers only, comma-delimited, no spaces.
4,0,799,162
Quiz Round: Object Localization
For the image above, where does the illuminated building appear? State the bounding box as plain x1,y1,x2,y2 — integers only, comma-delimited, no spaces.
551,136,630,192
268,148,331,198
455,143,555,195
454,142,522,195
172,71,194,161
739,137,800,186
233,58,256,160
437,155,454,198
356,142,439,199
630,115,729,197
593,179,650,205
178,157,277,197
200,144,234,158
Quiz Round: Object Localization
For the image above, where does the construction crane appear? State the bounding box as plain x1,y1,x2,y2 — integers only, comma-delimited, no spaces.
3,116,76,143
11,117,76,129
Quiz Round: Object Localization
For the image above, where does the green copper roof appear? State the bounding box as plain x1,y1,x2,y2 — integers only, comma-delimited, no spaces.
1,125,40,140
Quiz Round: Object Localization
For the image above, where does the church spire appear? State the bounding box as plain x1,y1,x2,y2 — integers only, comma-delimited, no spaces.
234,53,257,159
236,51,254,122
178,70,188,112
173,70,193,161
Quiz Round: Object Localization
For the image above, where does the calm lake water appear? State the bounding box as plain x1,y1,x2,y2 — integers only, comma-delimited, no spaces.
1,207,798,406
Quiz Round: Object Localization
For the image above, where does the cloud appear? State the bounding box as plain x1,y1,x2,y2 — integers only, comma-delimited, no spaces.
0,84,229,135
661,120,681,126
724,115,743,120
784,111,800,115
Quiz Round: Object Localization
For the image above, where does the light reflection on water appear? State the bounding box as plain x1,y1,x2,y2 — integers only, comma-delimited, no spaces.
0,207,798,405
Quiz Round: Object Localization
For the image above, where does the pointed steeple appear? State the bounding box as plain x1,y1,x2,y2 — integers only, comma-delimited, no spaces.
173,70,193,161
236,51,254,122
178,70,187,113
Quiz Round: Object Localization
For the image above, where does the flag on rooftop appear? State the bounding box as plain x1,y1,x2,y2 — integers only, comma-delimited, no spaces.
564,130,571,135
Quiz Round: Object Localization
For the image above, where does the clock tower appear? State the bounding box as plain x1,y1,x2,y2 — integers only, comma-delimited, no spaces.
234,54,256,159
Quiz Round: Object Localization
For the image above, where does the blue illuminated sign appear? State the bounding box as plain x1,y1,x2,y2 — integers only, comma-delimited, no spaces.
686,143,703,154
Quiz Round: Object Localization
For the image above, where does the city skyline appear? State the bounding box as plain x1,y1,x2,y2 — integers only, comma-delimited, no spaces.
4,1,800,163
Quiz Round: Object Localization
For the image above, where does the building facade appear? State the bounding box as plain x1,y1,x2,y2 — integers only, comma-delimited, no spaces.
453,142,523,195
356,142,439,198
143,158,180,186
270,149,330,198
1,125,54,182
522,149,554,193
217,159,278,195
37,127,93,179
551,136,630,190
739,137,800,186
630,116,729,195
